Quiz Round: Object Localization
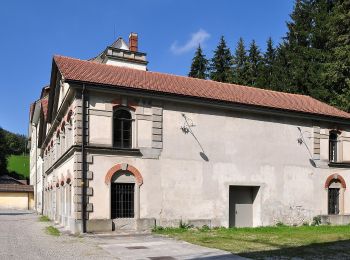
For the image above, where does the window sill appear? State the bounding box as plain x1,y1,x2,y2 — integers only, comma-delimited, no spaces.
85,145,141,155
328,162,350,168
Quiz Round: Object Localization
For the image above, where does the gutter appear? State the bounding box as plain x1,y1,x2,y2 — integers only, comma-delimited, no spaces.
81,84,87,233
66,80,350,127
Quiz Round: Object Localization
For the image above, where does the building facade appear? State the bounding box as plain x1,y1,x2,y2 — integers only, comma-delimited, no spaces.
29,33,350,233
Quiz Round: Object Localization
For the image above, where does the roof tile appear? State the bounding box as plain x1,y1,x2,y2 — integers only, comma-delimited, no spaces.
54,55,350,119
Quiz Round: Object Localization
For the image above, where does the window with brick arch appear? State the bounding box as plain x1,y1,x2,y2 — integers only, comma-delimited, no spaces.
113,109,132,148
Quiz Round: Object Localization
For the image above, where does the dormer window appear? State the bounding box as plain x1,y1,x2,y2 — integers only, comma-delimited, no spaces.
329,131,339,162
113,109,132,148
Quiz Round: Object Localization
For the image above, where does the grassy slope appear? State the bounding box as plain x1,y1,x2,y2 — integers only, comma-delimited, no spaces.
7,154,29,178
154,226,350,259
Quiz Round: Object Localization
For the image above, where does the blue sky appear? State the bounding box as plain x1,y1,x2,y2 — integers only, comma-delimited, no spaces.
0,0,294,135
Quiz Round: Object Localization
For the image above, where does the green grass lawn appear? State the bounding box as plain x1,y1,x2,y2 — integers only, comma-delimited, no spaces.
154,225,350,259
7,154,29,178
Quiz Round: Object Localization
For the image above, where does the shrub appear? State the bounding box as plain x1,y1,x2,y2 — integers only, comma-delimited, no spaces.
179,220,194,229
312,216,322,226
302,221,309,226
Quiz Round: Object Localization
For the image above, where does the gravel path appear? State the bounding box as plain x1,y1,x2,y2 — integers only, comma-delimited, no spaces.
0,210,244,260
0,209,115,260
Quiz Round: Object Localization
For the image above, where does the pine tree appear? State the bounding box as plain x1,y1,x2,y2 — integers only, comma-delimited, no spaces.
247,40,262,87
272,44,295,92
260,37,276,89
209,36,233,83
276,0,332,100
188,45,208,79
232,38,249,85
326,0,350,111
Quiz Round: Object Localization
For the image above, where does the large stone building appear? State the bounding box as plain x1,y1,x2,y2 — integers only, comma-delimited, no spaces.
29,33,350,233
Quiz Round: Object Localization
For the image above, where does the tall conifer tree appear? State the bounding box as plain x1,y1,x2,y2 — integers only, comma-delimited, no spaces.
260,37,276,89
232,38,249,85
188,45,208,79
247,40,262,87
326,0,350,111
209,36,233,83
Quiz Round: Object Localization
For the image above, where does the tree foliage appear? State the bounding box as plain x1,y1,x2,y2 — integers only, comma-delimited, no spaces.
3,129,27,155
247,40,263,87
232,38,249,85
209,36,233,83
188,0,350,112
0,128,8,174
189,45,208,79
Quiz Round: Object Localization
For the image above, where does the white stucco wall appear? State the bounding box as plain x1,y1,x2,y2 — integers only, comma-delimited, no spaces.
106,59,146,71
86,98,350,227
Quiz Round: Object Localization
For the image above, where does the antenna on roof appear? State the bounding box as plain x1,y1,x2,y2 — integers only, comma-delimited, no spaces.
114,25,116,39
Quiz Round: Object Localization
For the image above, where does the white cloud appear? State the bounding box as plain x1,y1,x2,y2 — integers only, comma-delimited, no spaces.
170,29,210,55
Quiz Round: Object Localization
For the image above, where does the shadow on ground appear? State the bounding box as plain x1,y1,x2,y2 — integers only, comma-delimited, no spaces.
238,239,350,259
0,212,32,216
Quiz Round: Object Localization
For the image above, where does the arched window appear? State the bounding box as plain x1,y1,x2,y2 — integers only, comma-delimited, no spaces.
329,131,338,162
113,109,132,148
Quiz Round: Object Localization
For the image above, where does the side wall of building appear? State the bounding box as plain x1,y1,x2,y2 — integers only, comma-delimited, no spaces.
86,94,350,227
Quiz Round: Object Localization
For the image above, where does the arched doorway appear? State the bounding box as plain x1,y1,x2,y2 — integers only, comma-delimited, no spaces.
325,174,346,215
111,171,135,219
105,163,143,220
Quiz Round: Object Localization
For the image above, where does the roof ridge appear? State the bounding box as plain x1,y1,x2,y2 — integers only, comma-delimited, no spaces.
54,55,315,100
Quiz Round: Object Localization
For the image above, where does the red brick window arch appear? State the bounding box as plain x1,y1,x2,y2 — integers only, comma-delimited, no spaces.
105,163,143,186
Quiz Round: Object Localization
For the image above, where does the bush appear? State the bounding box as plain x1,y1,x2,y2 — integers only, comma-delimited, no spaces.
302,221,309,226
179,220,194,229
312,216,322,226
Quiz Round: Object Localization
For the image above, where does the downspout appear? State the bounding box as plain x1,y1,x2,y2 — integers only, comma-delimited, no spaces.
81,84,87,233
41,166,44,215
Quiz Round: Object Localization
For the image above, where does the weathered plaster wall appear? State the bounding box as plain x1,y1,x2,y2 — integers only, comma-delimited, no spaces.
86,98,350,227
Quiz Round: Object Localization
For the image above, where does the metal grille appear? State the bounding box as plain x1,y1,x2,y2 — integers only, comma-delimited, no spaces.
111,183,135,218
328,188,339,215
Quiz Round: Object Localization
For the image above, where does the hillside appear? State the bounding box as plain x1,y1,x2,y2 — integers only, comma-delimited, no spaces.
7,154,29,179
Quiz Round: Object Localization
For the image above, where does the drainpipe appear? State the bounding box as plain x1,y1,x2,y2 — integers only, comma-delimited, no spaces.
81,84,87,233
41,166,44,215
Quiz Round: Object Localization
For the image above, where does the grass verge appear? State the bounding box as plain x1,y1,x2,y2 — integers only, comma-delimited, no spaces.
39,216,50,222
154,225,350,259
45,226,60,236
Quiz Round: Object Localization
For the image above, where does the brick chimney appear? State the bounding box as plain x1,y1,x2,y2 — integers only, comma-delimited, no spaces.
129,33,138,52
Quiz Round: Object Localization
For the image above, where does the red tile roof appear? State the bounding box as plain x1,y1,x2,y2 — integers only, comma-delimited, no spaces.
54,55,350,120
0,184,33,192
